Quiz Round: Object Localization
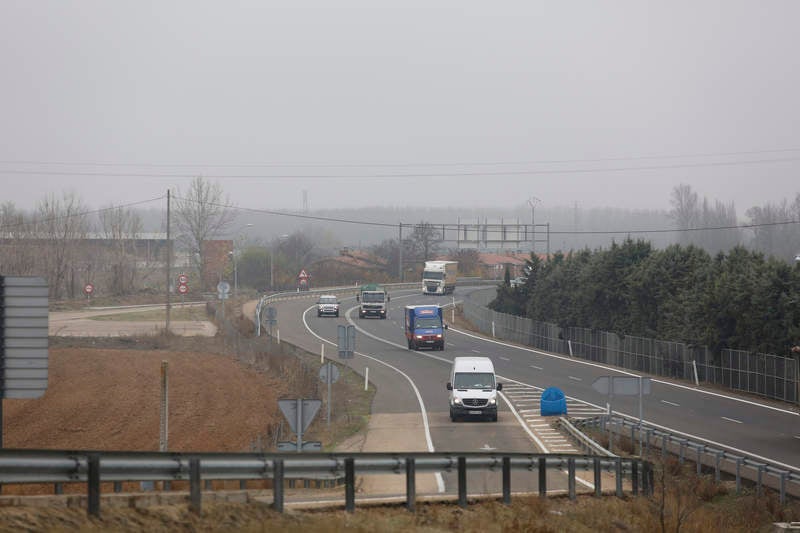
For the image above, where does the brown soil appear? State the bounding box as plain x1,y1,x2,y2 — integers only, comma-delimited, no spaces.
3,336,283,454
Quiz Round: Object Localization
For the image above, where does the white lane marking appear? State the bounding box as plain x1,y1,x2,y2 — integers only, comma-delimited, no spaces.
471,349,482,354
722,416,743,424
303,303,445,493
530,365,543,370
499,356,510,361
568,376,582,382
451,325,800,417
661,400,680,407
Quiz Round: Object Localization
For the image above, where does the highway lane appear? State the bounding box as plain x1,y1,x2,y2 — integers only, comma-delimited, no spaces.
272,292,577,497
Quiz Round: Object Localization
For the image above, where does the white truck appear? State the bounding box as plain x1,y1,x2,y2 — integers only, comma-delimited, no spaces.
422,260,458,295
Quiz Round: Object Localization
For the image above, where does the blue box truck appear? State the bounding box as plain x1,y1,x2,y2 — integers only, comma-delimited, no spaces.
404,305,447,351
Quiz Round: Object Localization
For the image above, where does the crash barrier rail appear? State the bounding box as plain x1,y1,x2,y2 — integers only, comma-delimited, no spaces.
557,417,616,458
0,449,652,517
461,289,799,405
254,279,500,336
573,415,800,505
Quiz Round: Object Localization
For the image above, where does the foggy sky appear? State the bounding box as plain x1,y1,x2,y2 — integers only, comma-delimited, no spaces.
1,1,798,216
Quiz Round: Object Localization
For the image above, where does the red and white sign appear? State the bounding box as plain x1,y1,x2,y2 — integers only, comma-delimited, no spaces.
177,284,189,295
83,283,94,295
298,269,309,280
177,273,188,285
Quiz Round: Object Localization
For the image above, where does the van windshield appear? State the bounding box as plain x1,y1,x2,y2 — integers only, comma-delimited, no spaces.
454,372,495,389
414,317,441,329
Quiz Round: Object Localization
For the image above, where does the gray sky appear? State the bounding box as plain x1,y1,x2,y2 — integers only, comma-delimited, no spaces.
1,1,798,216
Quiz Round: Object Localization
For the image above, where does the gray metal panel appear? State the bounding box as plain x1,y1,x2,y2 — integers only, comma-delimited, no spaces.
3,349,49,361
2,277,48,287
3,307,49,318
2,327,49,339
3,368,48,380
4,388,47,399
4,317,49,328
3,286,49,298
3,296,49,308
4,356,48,368
4,338,48,348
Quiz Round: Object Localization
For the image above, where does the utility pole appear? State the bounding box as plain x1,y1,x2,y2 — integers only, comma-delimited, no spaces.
528,196,541,254
398,223,403,282
165,189,171,333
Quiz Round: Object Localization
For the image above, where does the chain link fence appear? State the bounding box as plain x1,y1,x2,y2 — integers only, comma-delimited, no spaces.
462,288,799,404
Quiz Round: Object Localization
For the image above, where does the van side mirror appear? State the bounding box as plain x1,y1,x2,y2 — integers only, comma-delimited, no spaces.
444,324,449,330
446,382,452,390
356,294,360,302
496,383,503,391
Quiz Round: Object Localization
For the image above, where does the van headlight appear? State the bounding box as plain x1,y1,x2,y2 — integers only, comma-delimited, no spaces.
453,398,462,405
416,335,423,339
435,334,442,338
488,398,496,405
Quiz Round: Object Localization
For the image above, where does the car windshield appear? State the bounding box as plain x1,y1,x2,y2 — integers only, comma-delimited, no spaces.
319,296,337,304
362,292,385,303
454,372,495,389
414,317,441,329
423,271,443,280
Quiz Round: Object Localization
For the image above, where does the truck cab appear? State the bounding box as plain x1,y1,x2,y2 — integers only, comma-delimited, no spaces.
447,357,502,422
357,283,389,319
404,305,446,351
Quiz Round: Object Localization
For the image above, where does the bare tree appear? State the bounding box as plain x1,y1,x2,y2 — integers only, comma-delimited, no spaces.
173,177,236,290
98,204,143,295
408,222,442,263
35,192,89,299
450,248,481,276
0,202,37,276
669,184,699,245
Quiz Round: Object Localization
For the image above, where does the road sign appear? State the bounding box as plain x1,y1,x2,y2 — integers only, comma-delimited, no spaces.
83,283,94,295
1,277,49,400
278,398,322,435
277,441,322,452
177,284,188,295
319,362,340,384
591,376,652,396
216,281,230,294
337,325,355,359
178,274,188,284
298,269,309,280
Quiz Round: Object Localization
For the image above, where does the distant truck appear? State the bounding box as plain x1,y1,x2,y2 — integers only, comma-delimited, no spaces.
404,305,446,351
422,260,458,295
356,283,389,319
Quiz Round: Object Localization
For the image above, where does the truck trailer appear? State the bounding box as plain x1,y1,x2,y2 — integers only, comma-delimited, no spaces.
404,305,446,350
422,260,458,295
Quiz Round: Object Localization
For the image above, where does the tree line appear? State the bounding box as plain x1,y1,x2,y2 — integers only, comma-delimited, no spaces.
491,239,800,356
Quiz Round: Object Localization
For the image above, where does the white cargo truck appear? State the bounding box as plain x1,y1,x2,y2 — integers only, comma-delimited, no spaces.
422,260,458,295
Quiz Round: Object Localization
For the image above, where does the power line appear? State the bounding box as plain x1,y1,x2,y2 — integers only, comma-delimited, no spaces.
2,147,800,169
1,156,799,180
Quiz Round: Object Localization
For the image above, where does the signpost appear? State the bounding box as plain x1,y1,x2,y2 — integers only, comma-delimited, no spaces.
177,274,188,304
1,277,49,448
278,399,322,452
216,281,230,322
319,362,340,427
83,283,94,300
592,375,652,454
337,325,355,359
264,306,277,339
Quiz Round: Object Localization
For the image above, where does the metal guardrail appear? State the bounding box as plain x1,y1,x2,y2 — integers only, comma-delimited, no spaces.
0,449,651,517
574,415,800,504
557,417,616,458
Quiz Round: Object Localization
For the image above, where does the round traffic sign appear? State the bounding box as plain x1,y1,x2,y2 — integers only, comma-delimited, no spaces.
178,273,188,284
177,284,188,295
216,281,230,294
83,283,94,295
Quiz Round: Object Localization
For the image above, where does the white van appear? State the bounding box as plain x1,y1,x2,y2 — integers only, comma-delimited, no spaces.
446,356,502,422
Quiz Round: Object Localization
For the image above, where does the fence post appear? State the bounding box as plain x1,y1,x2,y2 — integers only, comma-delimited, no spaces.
568,458,576,501
406,457,416,513
87,453,100,518
345,458,355,513
502,457,511,505
273,459,284,513
538,457,547,498
458,456,467,508
189,458,201,515
594,458,602,497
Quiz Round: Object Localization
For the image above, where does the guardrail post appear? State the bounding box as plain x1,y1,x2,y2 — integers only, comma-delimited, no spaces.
631,461,639,496
458,456,467,508
661,435,667,460
87,453,100,518
205,479,212,490
641,461,650,496
645,430,652,457
715,452,722,482
164,480,171,491
757,465,764,498
55,482,63,495
345,458,356,513
113,481,122,493
538,457,547,498
240,480,246,490
406,457,416,513
736,458,742,494
780,473,787,505
502,457,511,505
615,458,623,498
696,446,702,475
273,459,284,513
679,441,685,464
189,458,201,515
594,458,602,496
568,458,576,501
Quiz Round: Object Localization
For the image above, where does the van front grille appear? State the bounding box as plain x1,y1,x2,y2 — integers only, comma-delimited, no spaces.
463,398,487,407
